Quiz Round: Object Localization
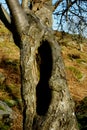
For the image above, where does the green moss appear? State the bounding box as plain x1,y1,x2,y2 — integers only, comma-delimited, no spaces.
4,99,16,107
0,121,10,130
0,105,5,111
68,66,83,80
76,59,87,64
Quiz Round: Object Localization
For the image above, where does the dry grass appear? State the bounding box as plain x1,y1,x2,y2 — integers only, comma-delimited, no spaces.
0,22,87,129
0,22,22,130
61,36,87,101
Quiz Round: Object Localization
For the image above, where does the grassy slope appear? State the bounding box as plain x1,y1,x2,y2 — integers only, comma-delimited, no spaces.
0,21,22,130
0,21,87,129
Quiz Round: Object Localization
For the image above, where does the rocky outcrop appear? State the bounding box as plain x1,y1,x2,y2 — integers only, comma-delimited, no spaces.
0,100,17,128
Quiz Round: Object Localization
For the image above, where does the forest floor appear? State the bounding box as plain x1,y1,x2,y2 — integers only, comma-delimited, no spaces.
0,22,87,130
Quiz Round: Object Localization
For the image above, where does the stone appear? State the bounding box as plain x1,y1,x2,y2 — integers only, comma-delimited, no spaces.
0,100,17,125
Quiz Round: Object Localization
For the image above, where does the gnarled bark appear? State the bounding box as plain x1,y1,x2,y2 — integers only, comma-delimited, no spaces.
1,1,79,130
20,12,79,130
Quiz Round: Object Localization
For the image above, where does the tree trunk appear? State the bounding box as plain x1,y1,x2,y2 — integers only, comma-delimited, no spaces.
20,12,79,130
2,1,79,130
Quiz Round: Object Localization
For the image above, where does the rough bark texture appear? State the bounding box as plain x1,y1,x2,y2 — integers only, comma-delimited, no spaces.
35,5,52,28
22,0,29,10
20,12,79,130
1,1,79,130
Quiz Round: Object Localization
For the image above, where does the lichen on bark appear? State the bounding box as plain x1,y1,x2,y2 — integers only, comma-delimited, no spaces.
20,12,79,130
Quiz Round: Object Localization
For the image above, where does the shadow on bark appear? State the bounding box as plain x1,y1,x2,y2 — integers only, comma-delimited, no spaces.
36,40,52,115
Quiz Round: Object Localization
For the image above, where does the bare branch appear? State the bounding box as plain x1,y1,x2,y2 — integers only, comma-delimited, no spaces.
62,0,78,16
22,0,30,11
0,4,11,31
53,0,63,12
5,0,29,35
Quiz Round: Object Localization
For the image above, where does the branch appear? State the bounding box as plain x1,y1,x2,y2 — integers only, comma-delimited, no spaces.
53,0,78,16
22,0,30,11
62,0,78,16
0,4,11,31
53,0,63,12
5,0,29,35
70,10,87,25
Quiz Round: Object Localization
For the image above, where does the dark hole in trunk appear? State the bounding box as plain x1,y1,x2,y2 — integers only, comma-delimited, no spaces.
36,40,52,115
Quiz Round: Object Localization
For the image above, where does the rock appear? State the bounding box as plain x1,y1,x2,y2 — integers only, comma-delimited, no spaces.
0,100,12,118
0,100,17,126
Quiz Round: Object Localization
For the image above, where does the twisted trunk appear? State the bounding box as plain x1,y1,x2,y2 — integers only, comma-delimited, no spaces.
20,12,79,130
2,1,79,130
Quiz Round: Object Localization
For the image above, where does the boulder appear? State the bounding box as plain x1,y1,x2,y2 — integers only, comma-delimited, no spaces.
0,100,16,126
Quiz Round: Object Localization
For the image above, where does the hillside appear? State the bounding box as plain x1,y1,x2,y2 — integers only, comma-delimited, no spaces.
57,31,87,101
0,21,87,130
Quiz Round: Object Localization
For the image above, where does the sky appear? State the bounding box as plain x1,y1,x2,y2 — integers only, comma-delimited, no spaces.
0,0,87,37
52,0,87,37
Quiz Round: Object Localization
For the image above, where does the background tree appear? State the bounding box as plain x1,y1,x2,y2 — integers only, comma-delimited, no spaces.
0,0,85,130
52,0,87,37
